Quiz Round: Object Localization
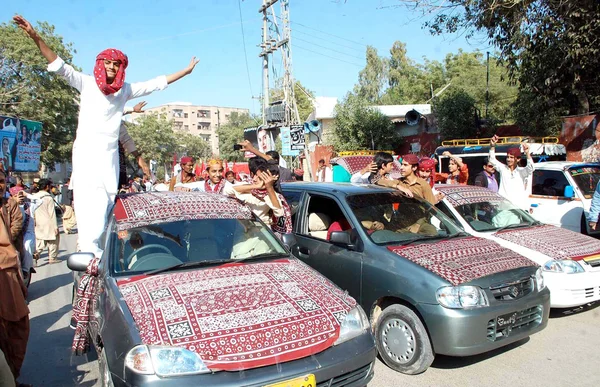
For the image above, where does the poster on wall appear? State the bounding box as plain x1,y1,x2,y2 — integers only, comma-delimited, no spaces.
290,125,305,151
0,116,43,172
280,127,300,156
243,126,280,157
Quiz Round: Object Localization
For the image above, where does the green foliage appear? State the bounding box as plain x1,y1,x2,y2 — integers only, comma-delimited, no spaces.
0,21,79,169
176,132,212,160
354,46,387,103
270,80,315,122
435,89,478,140
217,112,259,161
126,114,177,166
332,93,398,151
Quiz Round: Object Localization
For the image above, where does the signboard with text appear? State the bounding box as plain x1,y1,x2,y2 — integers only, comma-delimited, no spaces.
0,116,42,172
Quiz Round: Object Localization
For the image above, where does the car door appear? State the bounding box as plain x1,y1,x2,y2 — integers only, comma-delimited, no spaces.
529,169,583,232
284,190,364,302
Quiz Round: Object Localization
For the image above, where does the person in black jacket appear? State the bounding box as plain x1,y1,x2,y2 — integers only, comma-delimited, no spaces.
473,157,499,192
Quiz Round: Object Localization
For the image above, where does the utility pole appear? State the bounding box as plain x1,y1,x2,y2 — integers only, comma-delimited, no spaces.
485,51,490,121
259,0,273,125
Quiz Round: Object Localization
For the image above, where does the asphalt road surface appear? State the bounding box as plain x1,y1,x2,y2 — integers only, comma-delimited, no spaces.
21,232,600,386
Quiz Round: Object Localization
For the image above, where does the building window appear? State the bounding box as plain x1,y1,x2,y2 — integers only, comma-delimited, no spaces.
173,109,184,118
197,110,211,118
184,125,189,131
173,121,183,130
184,113,188,118
199,123,211,131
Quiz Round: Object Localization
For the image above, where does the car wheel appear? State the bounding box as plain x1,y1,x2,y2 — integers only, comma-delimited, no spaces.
98,348,114,387
375,304,434,375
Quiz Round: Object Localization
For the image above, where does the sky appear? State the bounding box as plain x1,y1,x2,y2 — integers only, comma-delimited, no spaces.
5,0,490,116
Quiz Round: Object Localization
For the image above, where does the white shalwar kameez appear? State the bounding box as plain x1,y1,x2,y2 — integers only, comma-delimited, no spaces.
489,147,534,211
48,57,168,256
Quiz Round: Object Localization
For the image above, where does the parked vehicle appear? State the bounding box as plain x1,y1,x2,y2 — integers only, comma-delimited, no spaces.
435,184,600,308
67,191,376,387
527,162,600,236
281,182,550,375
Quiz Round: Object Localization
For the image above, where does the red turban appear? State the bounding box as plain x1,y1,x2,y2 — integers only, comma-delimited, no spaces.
94,49,128,95
402,154,419,165
507,147,522,158
180,156,193,164
418,157,437,171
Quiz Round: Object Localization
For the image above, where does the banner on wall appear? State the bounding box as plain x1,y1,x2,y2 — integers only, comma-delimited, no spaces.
0,116,43,172
243,126,280,158
280,126,300,156
290,125,305,151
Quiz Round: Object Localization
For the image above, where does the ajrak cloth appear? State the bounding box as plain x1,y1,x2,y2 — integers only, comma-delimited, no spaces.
204,178,226,194
94,49,128,95
387,237,536,285
333,156,403,180
116,259,356,371
436,185,505,208
494,224,600,262
114,192,252,231
72,257,100,355
251,189,293,236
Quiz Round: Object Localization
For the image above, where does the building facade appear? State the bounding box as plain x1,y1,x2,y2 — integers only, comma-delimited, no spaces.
130,102,250,156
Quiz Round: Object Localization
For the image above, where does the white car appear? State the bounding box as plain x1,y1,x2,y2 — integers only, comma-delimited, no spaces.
436,184,600,308
528,162,600,236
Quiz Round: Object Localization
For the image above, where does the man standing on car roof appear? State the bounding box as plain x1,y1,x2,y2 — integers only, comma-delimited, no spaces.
376,154,436,205
489,135,534,210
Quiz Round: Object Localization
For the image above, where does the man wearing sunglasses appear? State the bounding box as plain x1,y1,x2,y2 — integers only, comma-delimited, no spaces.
474,157,499,193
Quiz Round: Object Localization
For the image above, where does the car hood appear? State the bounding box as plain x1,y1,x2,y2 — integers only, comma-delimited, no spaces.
494,224,600,263
387,236,536,285
116,258,356,371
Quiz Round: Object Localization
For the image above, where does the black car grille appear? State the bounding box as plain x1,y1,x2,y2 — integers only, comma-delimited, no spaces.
489,277,533,301
486,305,543,342
317,362,373,387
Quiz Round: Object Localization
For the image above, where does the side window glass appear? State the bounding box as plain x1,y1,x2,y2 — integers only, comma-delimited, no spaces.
436,202,459,224
304,195,352,242
282,191,303,226
532,170,569,197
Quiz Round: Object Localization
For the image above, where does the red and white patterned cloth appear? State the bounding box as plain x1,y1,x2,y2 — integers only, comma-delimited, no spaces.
388,237,536,285
494,224,600,261
117,259,356,371
114,192,252,231
332,155,403,179
435,185,505,207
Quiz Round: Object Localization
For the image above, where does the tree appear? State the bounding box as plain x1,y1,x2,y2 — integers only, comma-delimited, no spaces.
434,89,478,140
332,93,399,151
217,112,259,161
397,0,600,118
354,46,388,103
126,114,177,167
0,20,80,168
176,133,212,160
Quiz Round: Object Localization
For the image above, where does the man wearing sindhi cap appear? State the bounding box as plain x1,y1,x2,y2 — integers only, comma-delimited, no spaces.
14,15,199,257
489,134,534,210
376,154,437,205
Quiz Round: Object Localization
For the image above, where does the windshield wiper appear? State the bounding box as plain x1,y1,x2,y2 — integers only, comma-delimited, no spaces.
234,252,289,263
494,223,530,233
146,260,230,275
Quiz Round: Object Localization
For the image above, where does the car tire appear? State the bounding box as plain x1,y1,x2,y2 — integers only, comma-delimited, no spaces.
374,304,434,375
98,347,114,387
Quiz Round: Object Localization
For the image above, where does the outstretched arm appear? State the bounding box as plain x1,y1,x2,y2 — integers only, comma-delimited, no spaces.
13,15,57,63
166,57,199,84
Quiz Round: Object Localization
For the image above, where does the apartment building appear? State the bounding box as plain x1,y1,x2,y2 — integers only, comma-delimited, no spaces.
131,102,250,156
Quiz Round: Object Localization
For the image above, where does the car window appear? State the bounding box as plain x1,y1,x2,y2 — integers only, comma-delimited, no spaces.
436,202,460,224
302,194,353,242
282,190,303,226
454,197,537,232
569,166,600,199
346,192,462,245
111,218,287,274
532,170,570,197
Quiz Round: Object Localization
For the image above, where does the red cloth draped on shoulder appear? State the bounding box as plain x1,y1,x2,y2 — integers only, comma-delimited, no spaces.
94,49,129,95
72,257,101,355
251,189,292,237
204,178,226,194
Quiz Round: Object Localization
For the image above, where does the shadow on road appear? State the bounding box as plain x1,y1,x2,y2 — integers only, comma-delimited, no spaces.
549,301,600,319
27,271,73,303
429,338,530,370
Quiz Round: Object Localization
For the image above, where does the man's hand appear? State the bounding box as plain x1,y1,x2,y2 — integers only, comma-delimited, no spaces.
186,57,200,75
137,155,150,177
490,134,499,146
133,101,147,113
442,151,451,157
370,221,385,231
435,192,446,204
259,170,277,189
395,184,414,198
239,140,255,152
590,221,597,231
13,15,36,38
522,143,530,155
360,162,377,175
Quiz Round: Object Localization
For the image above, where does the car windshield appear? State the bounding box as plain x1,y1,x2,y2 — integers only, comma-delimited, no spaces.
569,166,600,199
453,197,538,232
110,218,288,274
346,192,463,245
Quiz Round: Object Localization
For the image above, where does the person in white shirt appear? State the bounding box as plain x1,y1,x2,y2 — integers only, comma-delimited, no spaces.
488,135,534,210
316,159,333,182
175,159,232,194
14,15,198,257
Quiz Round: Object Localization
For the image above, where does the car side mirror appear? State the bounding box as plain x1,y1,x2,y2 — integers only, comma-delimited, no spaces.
281,233,297,250
67,252,95,272
329,231,355,249
564,185,574,198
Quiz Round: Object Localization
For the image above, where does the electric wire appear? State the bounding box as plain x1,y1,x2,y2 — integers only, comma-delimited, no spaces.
237,0,256,113
294,36,365,60
293,44,363,67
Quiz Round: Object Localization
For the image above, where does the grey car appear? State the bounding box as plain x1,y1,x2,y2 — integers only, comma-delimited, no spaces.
281,182,551,375
68,191,376,386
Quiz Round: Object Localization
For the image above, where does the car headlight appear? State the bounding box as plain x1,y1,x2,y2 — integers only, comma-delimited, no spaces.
125,345,210,376
534,267,546,291
543,259,584,274
334,305,370,345
436,285,489,309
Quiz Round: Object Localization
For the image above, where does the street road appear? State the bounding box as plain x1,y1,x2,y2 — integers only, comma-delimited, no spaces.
21,232,600,386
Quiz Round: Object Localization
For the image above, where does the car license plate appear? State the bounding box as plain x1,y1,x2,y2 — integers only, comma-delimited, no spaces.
264,374,316,387
496,312,517,330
